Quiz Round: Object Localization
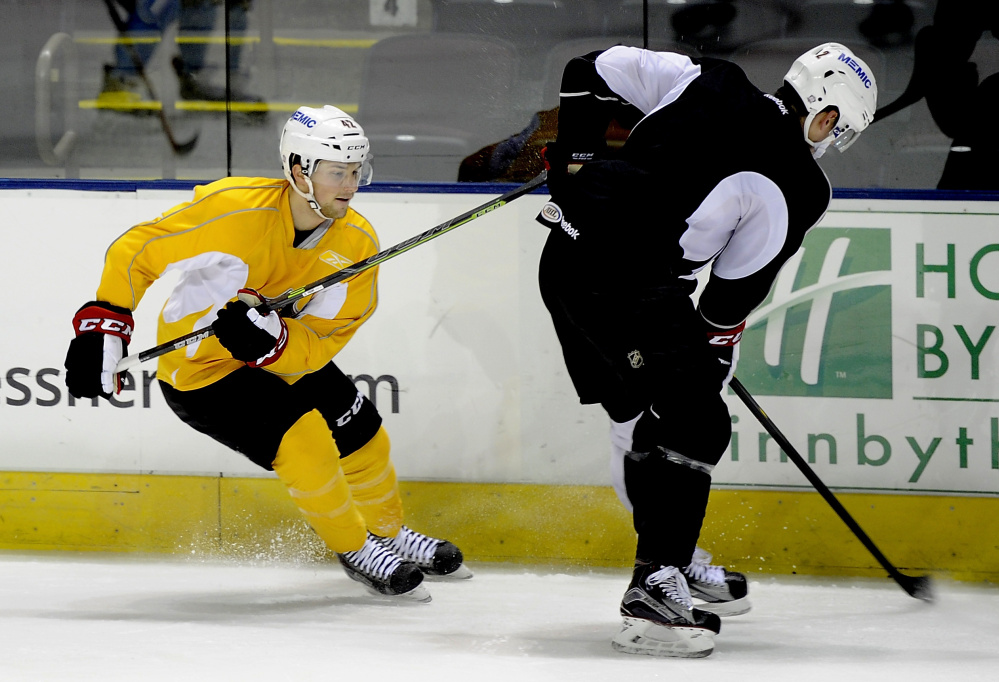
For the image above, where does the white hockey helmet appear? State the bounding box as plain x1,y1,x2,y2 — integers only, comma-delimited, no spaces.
784,43,878,153
280,105,373,218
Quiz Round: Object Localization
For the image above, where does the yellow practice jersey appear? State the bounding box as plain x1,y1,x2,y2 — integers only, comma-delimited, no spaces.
95,176,379,390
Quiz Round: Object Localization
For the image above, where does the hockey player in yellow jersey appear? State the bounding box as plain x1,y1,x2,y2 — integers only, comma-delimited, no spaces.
64,105,471,600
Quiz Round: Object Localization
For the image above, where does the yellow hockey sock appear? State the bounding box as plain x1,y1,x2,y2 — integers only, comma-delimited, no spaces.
339,425,403,538
272,410,366,553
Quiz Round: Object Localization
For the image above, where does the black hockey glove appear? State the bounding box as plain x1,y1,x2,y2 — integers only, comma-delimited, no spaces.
212,289,289,368
702,314,745,389
64,301,134,399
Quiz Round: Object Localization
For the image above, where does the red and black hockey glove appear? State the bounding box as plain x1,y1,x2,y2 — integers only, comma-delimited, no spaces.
702,312,746,389
212,289,289,368
64,301,134,398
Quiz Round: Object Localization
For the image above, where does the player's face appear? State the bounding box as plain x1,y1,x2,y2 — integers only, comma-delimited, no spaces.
310,161,362,219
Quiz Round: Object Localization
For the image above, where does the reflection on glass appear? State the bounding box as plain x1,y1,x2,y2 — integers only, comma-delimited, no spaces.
5,0,996,190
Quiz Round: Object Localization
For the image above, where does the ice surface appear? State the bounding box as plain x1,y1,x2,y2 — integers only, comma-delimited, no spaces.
0,552,996,681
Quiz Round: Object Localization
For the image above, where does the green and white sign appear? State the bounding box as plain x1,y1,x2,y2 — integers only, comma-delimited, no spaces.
718,201,999,497
739,227,893,398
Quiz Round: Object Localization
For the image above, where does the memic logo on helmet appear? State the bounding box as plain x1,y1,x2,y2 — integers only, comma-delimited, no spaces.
837,53,874,88
291,111,317,128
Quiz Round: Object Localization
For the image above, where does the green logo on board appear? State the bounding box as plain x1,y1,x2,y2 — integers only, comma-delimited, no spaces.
736,228,893,398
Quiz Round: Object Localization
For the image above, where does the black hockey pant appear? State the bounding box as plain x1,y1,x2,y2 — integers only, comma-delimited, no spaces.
160,361,382,471
538,233,731,568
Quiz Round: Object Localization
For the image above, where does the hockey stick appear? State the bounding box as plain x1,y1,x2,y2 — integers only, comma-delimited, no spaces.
728,376,934,602
100,0,199,155
115,171,548,373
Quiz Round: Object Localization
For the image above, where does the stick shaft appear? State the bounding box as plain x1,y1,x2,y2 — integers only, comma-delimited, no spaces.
728,377,913,585
118,172,547,371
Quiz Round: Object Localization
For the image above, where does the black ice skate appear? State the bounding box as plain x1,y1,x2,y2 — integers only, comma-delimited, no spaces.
171,57,267,123
612,563,721,658
683,547,751,616
337,532,430,602
376,525,473,579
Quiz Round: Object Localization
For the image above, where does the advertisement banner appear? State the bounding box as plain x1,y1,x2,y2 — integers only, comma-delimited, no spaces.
0,188,997,498
721,202,999,496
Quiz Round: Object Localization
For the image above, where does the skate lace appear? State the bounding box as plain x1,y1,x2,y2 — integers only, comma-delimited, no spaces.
683,547,726,586
390,526,439,565
646,566,694,610
344,533,402,581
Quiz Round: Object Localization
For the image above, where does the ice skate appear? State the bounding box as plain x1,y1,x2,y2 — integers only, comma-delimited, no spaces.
376,525,473,579
337,532,430,602
683,547,751,616
612,563,721,658
172,57,267,123
96,64,155,115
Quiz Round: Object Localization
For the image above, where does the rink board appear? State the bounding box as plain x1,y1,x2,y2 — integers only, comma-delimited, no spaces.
1,183,998,581
0,471,995,582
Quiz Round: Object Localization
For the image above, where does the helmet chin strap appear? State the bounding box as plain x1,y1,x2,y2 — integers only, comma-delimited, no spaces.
290,172,331,220
810,136,833,159
802,110,834,158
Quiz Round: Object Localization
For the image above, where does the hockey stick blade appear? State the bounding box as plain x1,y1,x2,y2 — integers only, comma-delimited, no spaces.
115,171,547,373
898,574,934,602
729,377,935,603
170,130,199,156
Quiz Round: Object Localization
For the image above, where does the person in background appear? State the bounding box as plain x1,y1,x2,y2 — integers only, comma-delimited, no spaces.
98,0,262,111
874,1,999,189
64,105,472,601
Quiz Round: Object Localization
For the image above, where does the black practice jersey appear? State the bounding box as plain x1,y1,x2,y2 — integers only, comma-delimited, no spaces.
538,46,832,329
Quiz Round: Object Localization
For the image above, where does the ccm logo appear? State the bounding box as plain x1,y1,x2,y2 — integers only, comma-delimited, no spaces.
707,331,743,346
78,318,133,337
346,144,366,150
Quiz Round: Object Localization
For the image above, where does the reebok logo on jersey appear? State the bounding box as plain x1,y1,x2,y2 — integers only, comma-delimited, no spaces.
560,219,580,240
321,250,353,270
764,93,789,115
541,202,580,240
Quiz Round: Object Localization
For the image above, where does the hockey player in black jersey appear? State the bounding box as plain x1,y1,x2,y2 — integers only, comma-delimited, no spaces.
537,43,877,657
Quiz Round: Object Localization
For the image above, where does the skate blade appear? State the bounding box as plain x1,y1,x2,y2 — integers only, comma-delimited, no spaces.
696,596,751,617
401,584,433,602
425,563,474,581
362,583,433,603
611,617,715,658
